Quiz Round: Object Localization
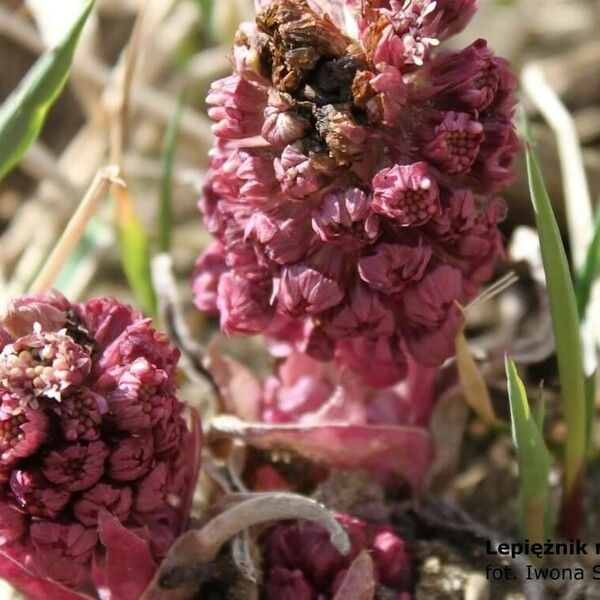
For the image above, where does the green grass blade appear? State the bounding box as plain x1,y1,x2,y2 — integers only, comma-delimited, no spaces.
505,356,552,542
575,206,600,319
195,0,215,36
585,370,597,452
158,94,185,253
0,0,94,181
534,382,546,433
524,138,587,499
116,188,157,317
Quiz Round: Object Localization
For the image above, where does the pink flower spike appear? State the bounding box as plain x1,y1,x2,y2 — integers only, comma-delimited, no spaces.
193,0,517,375
217,270,274,335
73,483,132,527
372,162,440,225
108,358,171,433
265,567,313,600
54,387,106,441
326,284,395,339
370,529,411,587
108,433,154,481
10,469,71,519
191,242,227,314
312,188,379,245
30,522,97,586
424,111,484,175
207,75,266,139
42,441,109,492
358,242,431,294
335,337,407,389
0,395,48,465
133,462,169,514
0,293,200,596
278,264,344,317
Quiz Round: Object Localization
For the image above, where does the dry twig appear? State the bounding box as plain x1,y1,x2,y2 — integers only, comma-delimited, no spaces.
29,166,123,294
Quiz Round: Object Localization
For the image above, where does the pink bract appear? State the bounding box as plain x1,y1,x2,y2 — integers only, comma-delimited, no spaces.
208,348,436,489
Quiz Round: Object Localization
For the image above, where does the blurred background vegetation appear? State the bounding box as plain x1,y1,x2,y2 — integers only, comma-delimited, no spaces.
1,0,599,312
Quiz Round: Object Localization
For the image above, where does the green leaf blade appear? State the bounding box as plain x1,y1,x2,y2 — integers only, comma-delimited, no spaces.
575,206,600,319
116,189,157,318
505,356,552,541
524,139,587,495
195,0,215,37
0,0,95,181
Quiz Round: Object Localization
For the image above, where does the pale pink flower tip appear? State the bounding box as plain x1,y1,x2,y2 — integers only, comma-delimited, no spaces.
0,329,91,406
372,162,441,225
108,358,172,433
0,394,48,465
54,387,106,441
193,0,517,382
424,111,484,174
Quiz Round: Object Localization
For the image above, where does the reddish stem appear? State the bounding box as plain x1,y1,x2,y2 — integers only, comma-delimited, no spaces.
558,469,584,539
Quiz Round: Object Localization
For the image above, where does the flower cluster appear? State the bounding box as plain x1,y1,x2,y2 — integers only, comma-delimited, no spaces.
192,0,517,379
262,351,434,426
262,513,411,598
207,348,435,489
0,294,198,592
